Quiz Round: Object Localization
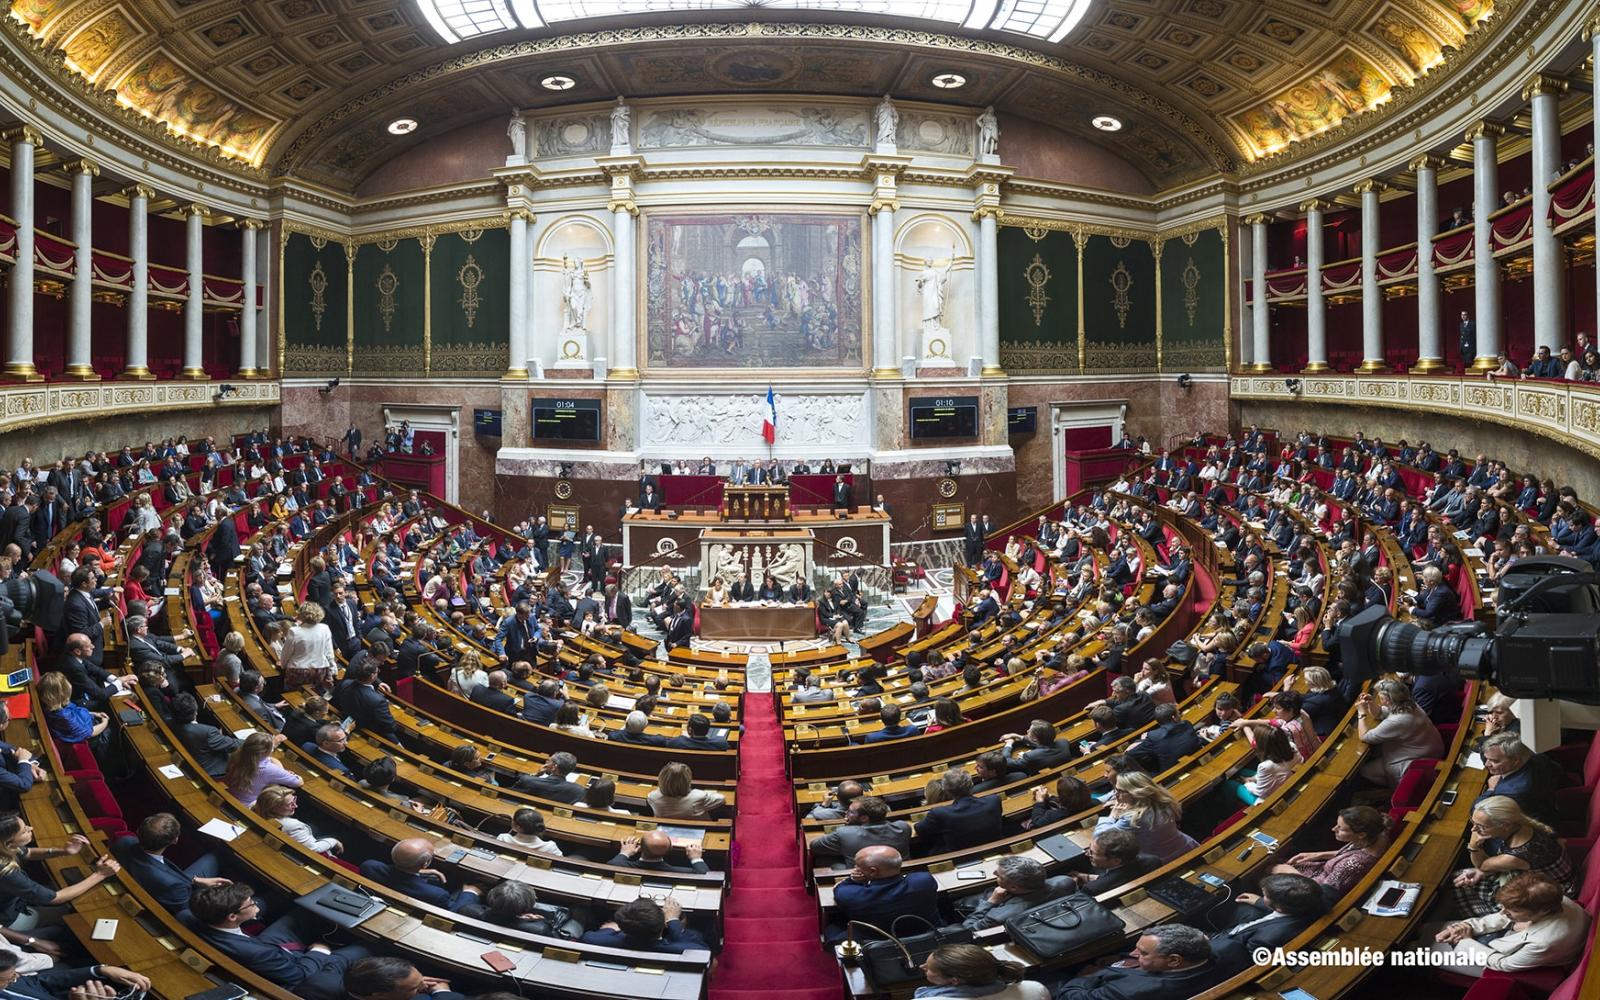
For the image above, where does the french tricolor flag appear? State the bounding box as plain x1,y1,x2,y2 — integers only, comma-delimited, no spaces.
761,385,777,444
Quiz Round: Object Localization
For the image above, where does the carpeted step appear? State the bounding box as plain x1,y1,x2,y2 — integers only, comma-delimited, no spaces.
732,867,805,887
724,890,818,919
722,915,822,942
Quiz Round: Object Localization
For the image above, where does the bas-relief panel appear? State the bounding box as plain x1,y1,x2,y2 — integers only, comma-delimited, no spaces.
895,111,973,157
639,391,867,450
635,106,868,150
532,113,611,158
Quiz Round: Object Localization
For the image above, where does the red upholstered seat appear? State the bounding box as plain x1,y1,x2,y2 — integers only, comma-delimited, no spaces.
1212,808,1247,837
1388,758,1440,823
55,740,98,774
68,773,123,820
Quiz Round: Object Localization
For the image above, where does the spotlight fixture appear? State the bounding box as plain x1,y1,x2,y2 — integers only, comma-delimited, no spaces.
1091,115,1123,132
386,118,418,135
1285,378,1303,394
540,74,577,91
214,383,240,400
945,460,962,477
930,72,967,90
318,377,340,396
1176,374,1192,390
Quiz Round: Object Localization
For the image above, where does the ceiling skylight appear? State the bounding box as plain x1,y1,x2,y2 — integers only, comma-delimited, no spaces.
417,0,1092,45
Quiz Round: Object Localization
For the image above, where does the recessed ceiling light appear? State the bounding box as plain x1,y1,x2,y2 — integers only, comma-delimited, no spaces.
541,74,577,91
387,118,418,135
931,72,967,90
1091,115,1122,132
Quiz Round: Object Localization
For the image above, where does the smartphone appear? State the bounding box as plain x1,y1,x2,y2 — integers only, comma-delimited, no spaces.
1377,886,1405,909
1249,831,1279,849
1279,991,1319,1000
481,950,516,973
1197,872,1228,889
484,752,497,762
1440,789,1458,806
587,960,631,971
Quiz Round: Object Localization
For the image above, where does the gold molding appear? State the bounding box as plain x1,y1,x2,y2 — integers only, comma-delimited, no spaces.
121,184,156,201
1464,121,1506,143
63,158,97,177
1352,180,1388,196
1299,199,1335,214
0,125,42,146
237,219,264,231
1407,154,1448,172
1522,74,1570,101
1241,213,1270,227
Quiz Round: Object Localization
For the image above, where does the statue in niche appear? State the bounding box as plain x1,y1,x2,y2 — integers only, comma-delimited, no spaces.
506,114,527,160
610,97,632,154
976,106,999,159
874,94,898,151
561,255,592,333
916,253,953,334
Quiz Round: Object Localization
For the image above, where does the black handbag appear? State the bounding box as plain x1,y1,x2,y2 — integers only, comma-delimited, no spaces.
1003,892,1125,962
849,915,973,987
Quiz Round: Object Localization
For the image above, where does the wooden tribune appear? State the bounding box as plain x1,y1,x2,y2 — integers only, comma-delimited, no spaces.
722,483,789,520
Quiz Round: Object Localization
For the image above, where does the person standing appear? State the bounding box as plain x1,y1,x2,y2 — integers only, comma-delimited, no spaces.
1459,310,1476,368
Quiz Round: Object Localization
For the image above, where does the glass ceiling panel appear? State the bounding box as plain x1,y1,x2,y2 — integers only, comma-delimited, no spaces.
417,0,1090,44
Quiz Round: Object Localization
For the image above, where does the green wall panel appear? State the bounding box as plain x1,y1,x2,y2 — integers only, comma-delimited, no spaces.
1082,234,1156,375
281,232,347,375
431,227,509,377
1160,227,1227,371
998,225,1079,373
352,239,425,376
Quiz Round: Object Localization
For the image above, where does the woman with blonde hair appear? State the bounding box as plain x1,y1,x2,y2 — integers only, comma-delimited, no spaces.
1093,772,1197,862
224,731,301,807
253,785,343,856
1298,665,1350,738
38,672,108,750
213,631,246,688
0,813,121,932
278,600,335,688
647,761,725,819
1451,796,1573,916
1357,678,1443,786
449,657,487,699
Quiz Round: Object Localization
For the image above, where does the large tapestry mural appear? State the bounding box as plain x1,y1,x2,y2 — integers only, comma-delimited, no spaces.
644,212,864,370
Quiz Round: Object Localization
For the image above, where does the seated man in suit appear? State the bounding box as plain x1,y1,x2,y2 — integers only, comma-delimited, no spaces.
609,710,669,747
343,956,470,1000
1475,732,1563,826
171,693,241,778
300,723,354,776
1100,676,1157,731
609,831,710,875
1128,704,1201,773
911,768,1002,855
1067,828,1162,896
0,952,150,1000
511,751,586,804
958,855,1076,930
518,679,566,725
827,845,937,943
358,838,483,913
808,795,912,866
860,703,921,744
331,659,400,743
467,670,520,714
1210,874,1327,974
112,812,229,916
971,751,1026,794
668,713,730,751
188,882,370,1000
581,897,708,954
1000,719,1078,774
1085,705,1134,750
58,633,134,710
1054,923,1224,1000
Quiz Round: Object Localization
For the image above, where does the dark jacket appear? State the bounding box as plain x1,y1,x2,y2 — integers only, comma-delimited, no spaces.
912,794,1003,855
581,920,708,954
358,860,479,912
1007,738,1078,774
607,852,709,875
1111,692,1157,730
331,678,399,743
178,720,241,777
514,772,586,804
1130,721,1201,773
829,871,938,942
1055,959,1225,1000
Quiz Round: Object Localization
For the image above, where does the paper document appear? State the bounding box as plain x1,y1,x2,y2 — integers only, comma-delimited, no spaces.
198,818,245,841
158,764,184,779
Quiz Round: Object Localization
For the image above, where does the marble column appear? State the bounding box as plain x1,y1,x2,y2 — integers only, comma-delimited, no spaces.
238,221,260,377
1301,199,1330,372
1355,180,1387,372
1236,220,1253,369
179,204,207,379
1595,25,1600,343
64,158,98,380
2,127,39,380
1468,122,1504,370
1244,213,1271,371
255,226,271,375
977,208,1002,376
1528,74,1568,353
869,198,896,376
610,204,637,377
505,209,530,379
122,185,154,379
1411,154,1445,371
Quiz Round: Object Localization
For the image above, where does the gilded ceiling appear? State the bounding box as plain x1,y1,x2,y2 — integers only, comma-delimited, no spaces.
3,0,1506,190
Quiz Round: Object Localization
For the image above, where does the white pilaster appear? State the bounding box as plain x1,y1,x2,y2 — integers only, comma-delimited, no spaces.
180,204,207,379
238,221,260,377
1246,214,1271,371
3,127,38,381
122,185,153,379
1528,75,1568,354
506,209,530,379
1412,155,1445,371
1302,200,1328,372
610,204,636,377
870,200,896,376
1469,122,1504,369
65,159,97,380
1356,181,1386,372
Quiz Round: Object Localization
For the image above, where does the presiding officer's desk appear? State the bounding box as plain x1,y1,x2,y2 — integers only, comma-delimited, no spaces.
621,506,891,567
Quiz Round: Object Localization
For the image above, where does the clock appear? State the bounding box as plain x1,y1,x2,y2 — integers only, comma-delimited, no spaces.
938,477,958,497
554,480,574,500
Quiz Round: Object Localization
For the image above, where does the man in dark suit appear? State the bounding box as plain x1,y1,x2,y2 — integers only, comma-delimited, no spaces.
582,534,608,588
1475,732,1563,826
359,838,482,913
639,484,663,511
189,882,370,1000
112,812,228,916
1459,309,1476,367
492,603,539,664
300,723,354,776
0,954,151,999
962,514,984,566
519,679,566,725
572,588,605,632
610,831,710,874
1000,719,1078,774
968,588,1000,628
1055,924,1224,1000
344,957,470,1000
394,624,444,680
468,671,519,714
1409,566,1462,626
827,845,937,943
1128,704,1201,773
832,474,851,508
207,510,240,575
668,713,730,751
0,702,41,815
29,486,67,548
1069,829,1162,895
61,566,110,665
332,660,400,743
1107,676,1157,730
602,583,632,629
512,752,586,804
59,632,133,710
1210,874,1327,974
665,602,696,648
971,751,1026,794
873,494,891,517
324,580,363,659
0,496,35,560
911,769,1002,855
581,896,708,954
171,693,241,777
126,614,195,693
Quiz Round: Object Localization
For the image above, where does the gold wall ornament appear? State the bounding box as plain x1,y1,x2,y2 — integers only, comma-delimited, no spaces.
1181,232,1199,247
1109,235,1132,249
1023,226,1049,243
1110,262,1133,329
1183,257,1201,327
1024,254,1052,327
457,254,483,329
459,228,484,244
376,264,399,332
376,238,399,253
309,236,328,251
308,261,328,332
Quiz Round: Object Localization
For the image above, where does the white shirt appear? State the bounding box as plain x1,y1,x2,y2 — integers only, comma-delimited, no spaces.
496,831,564,856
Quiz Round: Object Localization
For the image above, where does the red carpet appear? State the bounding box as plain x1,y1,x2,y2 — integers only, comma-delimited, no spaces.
708,692,845,1000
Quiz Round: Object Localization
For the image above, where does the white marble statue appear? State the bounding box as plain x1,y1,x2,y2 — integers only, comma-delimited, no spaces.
506,114,527,161
976,106,999,159
768,543,804,585
561,255,592,333
874,94,898,151
711,544,745,590
610,97,632,154
916,254,953,332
